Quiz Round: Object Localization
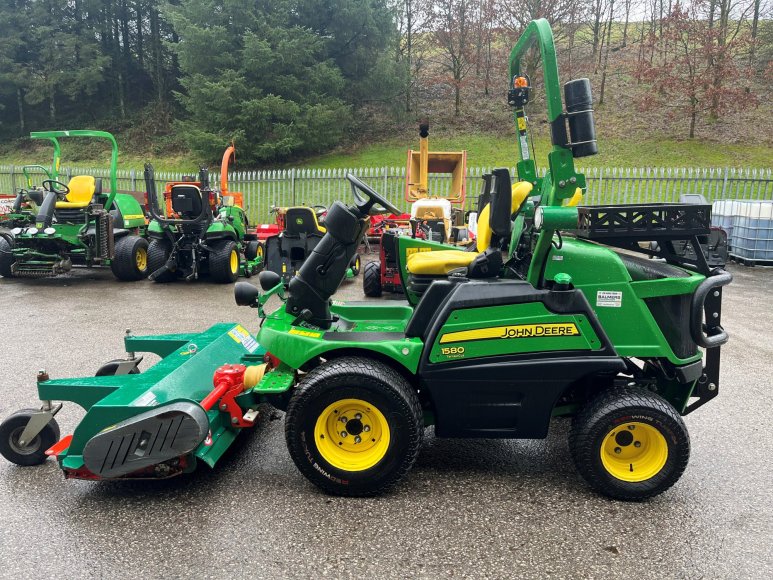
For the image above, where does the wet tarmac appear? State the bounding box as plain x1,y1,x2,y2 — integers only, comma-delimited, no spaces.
0,261,771,578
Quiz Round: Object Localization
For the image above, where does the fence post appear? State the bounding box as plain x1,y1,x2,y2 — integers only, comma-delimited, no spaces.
291,167,296,206
9,165,15,194
130,169,136,191
720,167,729,199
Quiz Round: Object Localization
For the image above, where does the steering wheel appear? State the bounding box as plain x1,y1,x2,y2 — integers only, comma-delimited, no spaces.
42,179,70,197
346,174,401,216
311,204,327,219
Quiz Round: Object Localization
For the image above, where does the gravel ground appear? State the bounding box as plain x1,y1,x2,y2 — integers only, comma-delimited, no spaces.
0,260,771,579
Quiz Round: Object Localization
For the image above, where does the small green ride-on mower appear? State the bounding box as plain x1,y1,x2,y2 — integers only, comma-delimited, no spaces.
0,130,149,280
143,146,263,283
0,164,58,230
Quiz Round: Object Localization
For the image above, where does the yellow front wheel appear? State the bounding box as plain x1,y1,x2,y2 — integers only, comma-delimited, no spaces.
569,388,690,501
285,357,423,497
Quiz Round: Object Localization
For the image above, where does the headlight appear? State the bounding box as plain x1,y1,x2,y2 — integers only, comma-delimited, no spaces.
27,227,39,235
44,227,56,235
533,207,544,231
11,227,22,236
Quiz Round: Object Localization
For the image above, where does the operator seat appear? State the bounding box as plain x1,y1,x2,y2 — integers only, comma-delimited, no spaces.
284,207,326,236
406,174,532,279
55,175,102,209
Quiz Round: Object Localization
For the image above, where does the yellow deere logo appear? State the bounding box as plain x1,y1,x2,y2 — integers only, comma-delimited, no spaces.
440,323,579,344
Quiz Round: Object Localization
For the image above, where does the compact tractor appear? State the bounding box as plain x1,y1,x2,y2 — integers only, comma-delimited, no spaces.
144,146,263,283
0,21,730,502
0,130,149,280
363,124,469,297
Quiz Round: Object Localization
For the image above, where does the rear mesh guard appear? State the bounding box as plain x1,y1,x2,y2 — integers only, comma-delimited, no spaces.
82,402,208,478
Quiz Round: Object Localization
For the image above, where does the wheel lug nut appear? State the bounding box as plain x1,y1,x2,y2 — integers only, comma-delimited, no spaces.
340,431,348,438
340,416,348,423
354,436,362,444
634,441,641,448
614,447,622,454
354,413,362,420
363,425,371,432
628,425,635,430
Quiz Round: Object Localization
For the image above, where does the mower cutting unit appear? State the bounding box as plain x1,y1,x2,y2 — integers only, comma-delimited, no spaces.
0,20,730,502
144,146,263,283
0,130,148,280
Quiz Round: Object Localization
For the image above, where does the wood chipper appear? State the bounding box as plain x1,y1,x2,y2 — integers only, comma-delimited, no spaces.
363,124,470,297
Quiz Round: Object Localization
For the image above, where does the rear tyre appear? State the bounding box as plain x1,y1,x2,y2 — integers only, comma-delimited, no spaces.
209,239,239,283
0,236,15,278
111,235,149,281
245,240,264,263
0,409,60,466
285,357,423,496
147,239,176,283
569,387,690,501
349,254,361,276
363,260,382,297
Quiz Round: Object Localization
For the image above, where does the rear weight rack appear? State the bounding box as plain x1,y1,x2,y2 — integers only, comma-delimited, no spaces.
574,204,713,274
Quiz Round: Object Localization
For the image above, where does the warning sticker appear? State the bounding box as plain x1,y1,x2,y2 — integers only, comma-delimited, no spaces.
596,290,623,308
520,135,530,159
228,324,260,353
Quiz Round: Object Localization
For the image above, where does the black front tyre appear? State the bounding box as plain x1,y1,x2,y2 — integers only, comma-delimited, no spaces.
209,239,240,283
147,239,176,283
0,409,60,466
0,236,15,278
569,387,690,501
244,240,264,264
111,235,150,281
285,357,423,497
363,260,382,297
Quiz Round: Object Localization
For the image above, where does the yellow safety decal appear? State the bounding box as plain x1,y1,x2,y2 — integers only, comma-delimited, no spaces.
517,117,527,131
405,247,433,257
122,214,145,221
440,323,580,344
288,328,322,338
228,324,260,353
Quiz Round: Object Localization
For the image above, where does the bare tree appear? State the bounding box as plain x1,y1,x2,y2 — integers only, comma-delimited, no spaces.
431,0,476,116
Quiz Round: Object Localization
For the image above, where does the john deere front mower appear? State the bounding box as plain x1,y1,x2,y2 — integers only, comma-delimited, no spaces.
143,146,263,283
0,20,730,502
0,130,148,280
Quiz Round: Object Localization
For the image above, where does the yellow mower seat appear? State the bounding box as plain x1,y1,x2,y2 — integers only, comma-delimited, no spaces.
406,181,533,276
55,175,97,209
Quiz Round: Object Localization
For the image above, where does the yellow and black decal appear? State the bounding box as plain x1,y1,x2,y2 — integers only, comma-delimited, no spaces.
440,323,580,344
288,328,322,338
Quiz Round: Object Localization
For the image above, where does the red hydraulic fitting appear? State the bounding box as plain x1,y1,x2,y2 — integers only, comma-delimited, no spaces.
201,364,246,412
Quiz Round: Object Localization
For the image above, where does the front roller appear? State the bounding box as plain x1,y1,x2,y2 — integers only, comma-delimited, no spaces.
285,357,423,496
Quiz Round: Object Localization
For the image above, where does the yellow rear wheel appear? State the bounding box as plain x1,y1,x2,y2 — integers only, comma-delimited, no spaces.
135,247,148,271
600,422,668,482
569,388,690,501
314,398,390,472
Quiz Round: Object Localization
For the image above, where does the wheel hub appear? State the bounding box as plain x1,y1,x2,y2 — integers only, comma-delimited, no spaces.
8,427,41,455
314,398,390,472
600,421,668,482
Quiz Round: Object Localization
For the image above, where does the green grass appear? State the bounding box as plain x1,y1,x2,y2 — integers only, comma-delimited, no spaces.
299,133,773,170
0,132,770,172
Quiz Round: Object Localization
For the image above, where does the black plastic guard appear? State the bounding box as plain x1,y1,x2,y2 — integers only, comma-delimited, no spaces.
82,402,208,478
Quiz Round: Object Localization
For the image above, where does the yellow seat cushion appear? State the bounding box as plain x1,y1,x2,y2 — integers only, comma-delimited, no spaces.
406,250,477,275
55,175,96,209
406,181,533,277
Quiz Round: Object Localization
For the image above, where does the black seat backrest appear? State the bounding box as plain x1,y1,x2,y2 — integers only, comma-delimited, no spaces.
487,168,513,246
93,178,103,196
477,173,493,215
170,184,203,217
285,207,321,236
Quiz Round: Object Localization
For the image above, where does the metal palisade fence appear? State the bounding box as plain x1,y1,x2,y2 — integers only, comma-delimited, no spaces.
0,164,771,225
